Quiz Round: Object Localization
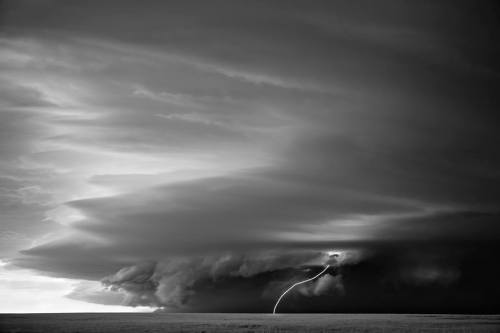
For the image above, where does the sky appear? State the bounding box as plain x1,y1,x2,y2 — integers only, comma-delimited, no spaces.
1,0,500,313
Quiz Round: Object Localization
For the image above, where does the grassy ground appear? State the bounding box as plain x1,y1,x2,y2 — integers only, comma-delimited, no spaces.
1,313,499,332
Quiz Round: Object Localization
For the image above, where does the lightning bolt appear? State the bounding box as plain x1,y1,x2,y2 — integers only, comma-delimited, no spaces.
272,264,330,314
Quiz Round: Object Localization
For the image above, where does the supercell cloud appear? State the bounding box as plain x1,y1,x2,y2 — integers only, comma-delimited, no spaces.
1,0,500,312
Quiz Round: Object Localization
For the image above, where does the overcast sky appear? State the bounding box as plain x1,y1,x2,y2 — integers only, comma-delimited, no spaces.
1,0,500,313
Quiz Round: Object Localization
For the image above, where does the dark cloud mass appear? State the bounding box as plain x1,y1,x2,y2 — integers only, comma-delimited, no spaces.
1,0,500,313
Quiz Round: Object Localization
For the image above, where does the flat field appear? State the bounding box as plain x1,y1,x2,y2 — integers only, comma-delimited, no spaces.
1,313,499,333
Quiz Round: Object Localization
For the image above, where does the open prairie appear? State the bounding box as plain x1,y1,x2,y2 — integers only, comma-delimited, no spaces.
1,313,499,333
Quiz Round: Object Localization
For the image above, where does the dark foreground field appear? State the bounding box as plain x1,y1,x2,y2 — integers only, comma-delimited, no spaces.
1,313,499,333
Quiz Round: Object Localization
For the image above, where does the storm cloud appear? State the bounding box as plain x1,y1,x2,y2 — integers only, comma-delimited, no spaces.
1,0,500,313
